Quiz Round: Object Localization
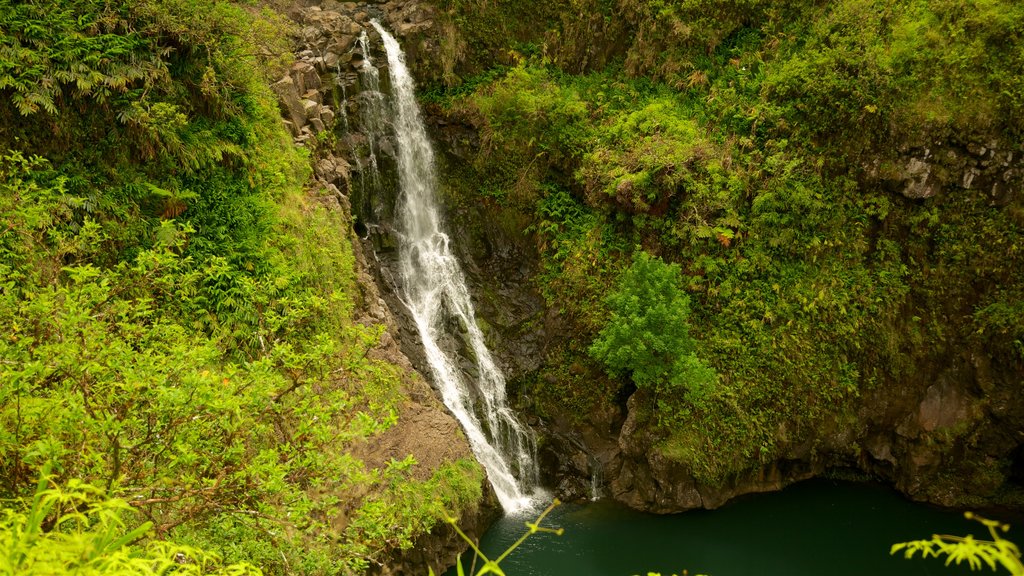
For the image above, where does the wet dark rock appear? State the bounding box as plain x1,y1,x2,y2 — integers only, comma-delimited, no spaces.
865,138,1023,203
900,155,940,199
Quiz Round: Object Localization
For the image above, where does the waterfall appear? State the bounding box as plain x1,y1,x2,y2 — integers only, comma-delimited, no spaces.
589,457,603,501
369,21,541,513
356,31,386,192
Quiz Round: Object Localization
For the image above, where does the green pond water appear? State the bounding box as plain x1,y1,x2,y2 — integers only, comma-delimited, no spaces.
448,479,1016,576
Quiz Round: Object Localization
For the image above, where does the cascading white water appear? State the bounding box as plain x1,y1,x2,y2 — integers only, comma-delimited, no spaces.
589,458,603,501
370,20,541,513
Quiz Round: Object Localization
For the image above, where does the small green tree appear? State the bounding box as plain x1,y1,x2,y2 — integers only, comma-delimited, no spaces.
589,251,717,399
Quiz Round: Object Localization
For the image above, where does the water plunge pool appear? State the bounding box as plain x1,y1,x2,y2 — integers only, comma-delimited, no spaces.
449,478,1009,576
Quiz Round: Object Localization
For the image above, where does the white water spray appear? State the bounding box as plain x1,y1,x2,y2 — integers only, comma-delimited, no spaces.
370,21,542,513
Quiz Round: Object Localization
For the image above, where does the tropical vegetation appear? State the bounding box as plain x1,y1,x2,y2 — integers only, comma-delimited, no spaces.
434,0,1024,489
2,0,1023,573
0,0,480,573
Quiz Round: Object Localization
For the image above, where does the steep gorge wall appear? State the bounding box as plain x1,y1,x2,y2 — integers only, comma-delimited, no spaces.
386,0,1024,513
277,0,1024,521
445,141,1024,512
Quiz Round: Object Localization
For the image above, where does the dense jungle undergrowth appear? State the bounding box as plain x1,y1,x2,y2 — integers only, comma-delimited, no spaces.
0,0,481,573
2,0,1024,573
430,0,1024,494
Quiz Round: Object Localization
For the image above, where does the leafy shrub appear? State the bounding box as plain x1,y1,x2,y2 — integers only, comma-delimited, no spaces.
344,458,484,572
579,98,714,215
589,251,717,399
0,467,260,576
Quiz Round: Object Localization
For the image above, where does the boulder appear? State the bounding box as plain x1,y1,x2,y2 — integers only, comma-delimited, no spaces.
291,61,322,94
900,155,940,199
321,106,335,127
329,36,357,55
322,51,341,70
301,98,322,122
271,75,306,135
917,380,976,432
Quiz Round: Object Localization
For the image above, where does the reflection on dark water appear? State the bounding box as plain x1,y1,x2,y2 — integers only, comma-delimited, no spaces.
448,479,1014,576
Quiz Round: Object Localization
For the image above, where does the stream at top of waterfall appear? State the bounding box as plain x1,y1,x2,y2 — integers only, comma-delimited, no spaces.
447,478,1014,576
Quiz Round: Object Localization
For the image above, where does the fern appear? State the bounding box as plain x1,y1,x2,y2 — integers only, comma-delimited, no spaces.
892,512,1024,575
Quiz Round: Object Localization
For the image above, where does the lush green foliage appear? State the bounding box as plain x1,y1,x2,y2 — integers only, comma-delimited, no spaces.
893,513,1024,575
579,97,714,215
452,62,904,480
1,468,259,576
0,1,483,572
590,252,717,402
530,187,625,330
343,458,484,565
764,0,1024,154
439,0,1024,486
430,0,569,84
464,66,588,207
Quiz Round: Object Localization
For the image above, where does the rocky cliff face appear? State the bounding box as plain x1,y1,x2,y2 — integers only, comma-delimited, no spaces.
275,0,1024,527
868,138,1022,203
417,74,1024,514
270,2,498,571
272,1,445,374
